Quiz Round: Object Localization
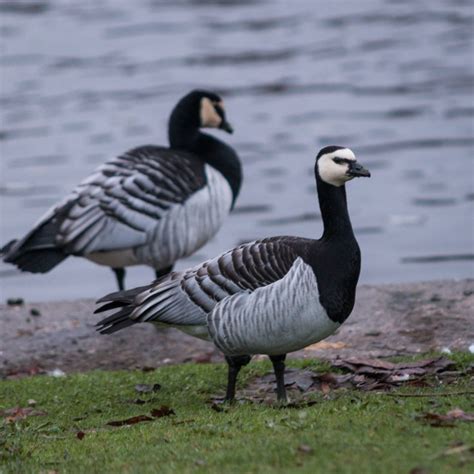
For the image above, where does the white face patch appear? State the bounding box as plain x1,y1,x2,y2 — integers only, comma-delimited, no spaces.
317,148,356,187
200,97,222,128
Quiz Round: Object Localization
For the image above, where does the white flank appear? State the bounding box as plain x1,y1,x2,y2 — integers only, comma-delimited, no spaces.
207,258,340,356
135,165,233,269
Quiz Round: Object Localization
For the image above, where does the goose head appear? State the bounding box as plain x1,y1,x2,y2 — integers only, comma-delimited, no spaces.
316,146,370,187
174,89,233,134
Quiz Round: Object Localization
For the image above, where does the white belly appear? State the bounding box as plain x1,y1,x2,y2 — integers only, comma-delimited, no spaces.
86,248,139,267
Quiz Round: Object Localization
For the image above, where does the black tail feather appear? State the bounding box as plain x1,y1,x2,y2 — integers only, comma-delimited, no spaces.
94,300,128,314
96,305,137,334
1,239,17,256
2,200,75,273
95,284,151,306
4,248,68,273
95,283,153,334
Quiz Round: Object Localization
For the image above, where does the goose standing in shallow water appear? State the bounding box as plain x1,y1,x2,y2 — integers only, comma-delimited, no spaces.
2,90,241,290
96,146,370,402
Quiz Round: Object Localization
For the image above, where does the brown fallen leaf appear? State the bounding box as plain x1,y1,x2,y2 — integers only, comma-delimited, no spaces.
107,415,153,427
334,357,453,374
238,356,461,402
441,444,471,456
418,408,474,427
141,366,156,372
409,467,429,474
107,407,175,427
446,408,474,421
1,406,47,422
321,382,331,395
305,341,347,351
150,406,175,418
191,352,214,364
334,357,396,371
297,444,314,454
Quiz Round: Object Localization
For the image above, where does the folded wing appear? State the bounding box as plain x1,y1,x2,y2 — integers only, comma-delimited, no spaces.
3,146,206,272
95,238,299,334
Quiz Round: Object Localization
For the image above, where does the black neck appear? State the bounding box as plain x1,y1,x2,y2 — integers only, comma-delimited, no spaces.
168,104,200,150
316,177,354,240
168,106,242,207
310,175,361,324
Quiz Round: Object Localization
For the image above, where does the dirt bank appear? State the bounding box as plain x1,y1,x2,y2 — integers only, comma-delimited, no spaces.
1,279,473,377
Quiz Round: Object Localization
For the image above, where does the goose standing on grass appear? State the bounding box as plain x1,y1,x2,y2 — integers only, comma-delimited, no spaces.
96,146,370,402
2,90,241,290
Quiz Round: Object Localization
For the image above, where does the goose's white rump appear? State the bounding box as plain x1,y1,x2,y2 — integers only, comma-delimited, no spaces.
207,258,339,356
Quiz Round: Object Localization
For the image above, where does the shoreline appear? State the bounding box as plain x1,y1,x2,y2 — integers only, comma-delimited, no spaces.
1,279,473,378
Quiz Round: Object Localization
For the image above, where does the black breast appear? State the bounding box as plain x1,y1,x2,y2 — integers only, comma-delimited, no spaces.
312,238,361,323
282,236,361,324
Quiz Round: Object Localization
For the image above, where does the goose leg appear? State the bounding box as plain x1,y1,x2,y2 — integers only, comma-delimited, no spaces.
112,267,126,291
155,265,173,280
269,354,287,403
224,355,251,402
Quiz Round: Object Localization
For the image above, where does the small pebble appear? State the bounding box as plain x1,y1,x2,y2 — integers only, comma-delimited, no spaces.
7,297,24,306
47,368,66,378
30,308,41,317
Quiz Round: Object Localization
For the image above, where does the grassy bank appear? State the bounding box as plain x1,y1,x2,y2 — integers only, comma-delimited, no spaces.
1,355,473,473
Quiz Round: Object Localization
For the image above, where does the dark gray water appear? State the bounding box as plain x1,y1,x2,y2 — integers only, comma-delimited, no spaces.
1,0,473,302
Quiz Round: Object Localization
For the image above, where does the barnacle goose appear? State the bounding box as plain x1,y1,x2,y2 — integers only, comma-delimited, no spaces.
2,90,241,290
96,146,370,402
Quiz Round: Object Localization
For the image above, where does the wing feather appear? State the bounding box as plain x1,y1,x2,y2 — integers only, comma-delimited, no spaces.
95,238,301,334
6,145,207,259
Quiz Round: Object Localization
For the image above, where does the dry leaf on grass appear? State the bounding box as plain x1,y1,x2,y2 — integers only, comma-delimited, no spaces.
305,341,347,351
418,408,474,427
107,415,154,427
297,444,314,454
150,406,175,418
107,407,175,427
440,442,472,457
0,406,47,422
240,357,460,402
331,357,455,390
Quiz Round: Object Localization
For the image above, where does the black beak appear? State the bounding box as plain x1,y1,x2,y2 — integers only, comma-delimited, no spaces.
219,119,233,134
347,161,371,178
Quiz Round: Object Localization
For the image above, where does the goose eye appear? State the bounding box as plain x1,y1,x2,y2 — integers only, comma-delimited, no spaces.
333,157,346,165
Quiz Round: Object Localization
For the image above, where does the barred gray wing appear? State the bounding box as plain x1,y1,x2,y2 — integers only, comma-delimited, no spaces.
96,238,300,334
54,145,206,255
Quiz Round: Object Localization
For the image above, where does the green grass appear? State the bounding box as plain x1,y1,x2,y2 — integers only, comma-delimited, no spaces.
1,355,473,474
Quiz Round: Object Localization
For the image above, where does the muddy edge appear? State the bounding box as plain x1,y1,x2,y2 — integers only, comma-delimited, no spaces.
1,280,473,377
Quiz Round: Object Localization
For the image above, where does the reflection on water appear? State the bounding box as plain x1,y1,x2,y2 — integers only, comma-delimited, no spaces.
0,0,473,301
